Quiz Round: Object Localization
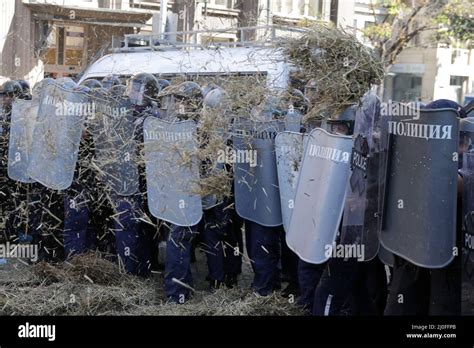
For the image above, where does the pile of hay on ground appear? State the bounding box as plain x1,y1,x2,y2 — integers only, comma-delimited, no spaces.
116,288,304,316
0,252,159,315
282,23,384,122
0,252,304,316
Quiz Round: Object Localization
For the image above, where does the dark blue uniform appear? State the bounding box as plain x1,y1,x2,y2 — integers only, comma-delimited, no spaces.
164,223,199,302
245,221,281,296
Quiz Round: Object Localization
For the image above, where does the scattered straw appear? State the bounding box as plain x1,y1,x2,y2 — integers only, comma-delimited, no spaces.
0,252,304,316
282,23,384,122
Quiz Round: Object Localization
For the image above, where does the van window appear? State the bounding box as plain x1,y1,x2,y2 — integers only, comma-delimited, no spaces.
89,72,267,88
89,72,271,114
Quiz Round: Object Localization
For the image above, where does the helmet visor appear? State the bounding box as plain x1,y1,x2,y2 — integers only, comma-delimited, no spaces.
126,81,145,105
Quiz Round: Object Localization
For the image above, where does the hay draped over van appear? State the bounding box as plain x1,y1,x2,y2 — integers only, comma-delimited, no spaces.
282,23,384,122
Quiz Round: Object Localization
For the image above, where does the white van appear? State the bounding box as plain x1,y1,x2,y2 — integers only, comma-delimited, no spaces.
80,46,290,91
78,27,304,91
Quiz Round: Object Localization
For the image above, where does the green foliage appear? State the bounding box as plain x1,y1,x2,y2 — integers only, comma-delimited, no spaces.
382,0,407,16
362,0,472,66
363,22,392,46
435,0,473,44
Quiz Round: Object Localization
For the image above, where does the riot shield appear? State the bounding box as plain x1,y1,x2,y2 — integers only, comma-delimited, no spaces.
91,88,139,196
0,99,6,136
7,99,38,183
460,117,474,154
379,107,459,268
340,93,381,261
201,160,225,210
28,80,90,190
202,193,218,210
467,104,474,118
462,152,474,278
286,128,353,264
233,119,285,227
144,117,202,226
275,131,307,232
461,119,474,279
200,89,231,211
285,108,302,132
378,244,395,267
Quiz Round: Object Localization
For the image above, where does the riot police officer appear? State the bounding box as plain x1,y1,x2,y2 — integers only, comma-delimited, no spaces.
0,80,29,245
62,79,103,258
199,87,242,290
280,88,310,298
384,99,466,316
297,105,360,315
113,72,162,276
425,99,464,316
155,81,204,302
237,96,286,297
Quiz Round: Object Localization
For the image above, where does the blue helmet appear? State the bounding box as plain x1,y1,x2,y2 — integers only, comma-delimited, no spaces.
425,99,466,118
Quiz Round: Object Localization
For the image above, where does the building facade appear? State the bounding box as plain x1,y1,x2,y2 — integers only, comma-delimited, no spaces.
353,0,473,104
3,0,469,104
0,0,153,84
0,1,353,84
384,45,474,105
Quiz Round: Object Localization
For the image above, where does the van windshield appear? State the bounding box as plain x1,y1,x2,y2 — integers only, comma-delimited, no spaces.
91,72,271,114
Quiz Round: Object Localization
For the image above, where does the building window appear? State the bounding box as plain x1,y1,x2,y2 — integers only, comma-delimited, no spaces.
308,0,321,17
65,26,85,66
98,0,122,9
297,0,305,16
43,24,85,75
392,74,422,102
450,75,466,86
450,75,468,104
98,0,110,7
201,36,235,44
209,0,233,9
364,21,374,29
274,0,322,17
451,49,462,65
307,0,323,17
330,0,338,24
57,27,65,65
43,27,57,66
274,0,282,13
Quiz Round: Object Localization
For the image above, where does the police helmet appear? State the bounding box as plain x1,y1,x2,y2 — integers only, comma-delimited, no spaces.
460,117,474,151
109,84,127,98
101,75,122,89
2,80,23,98
32,78,54,99
426,99,467,118
324,104,357,135
80,79,103,90
157,79,170,90
201,83,220,98
288,88,310,114
126,73,160,106
304,78,319,103
16,79,31,99
203,88,225,109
